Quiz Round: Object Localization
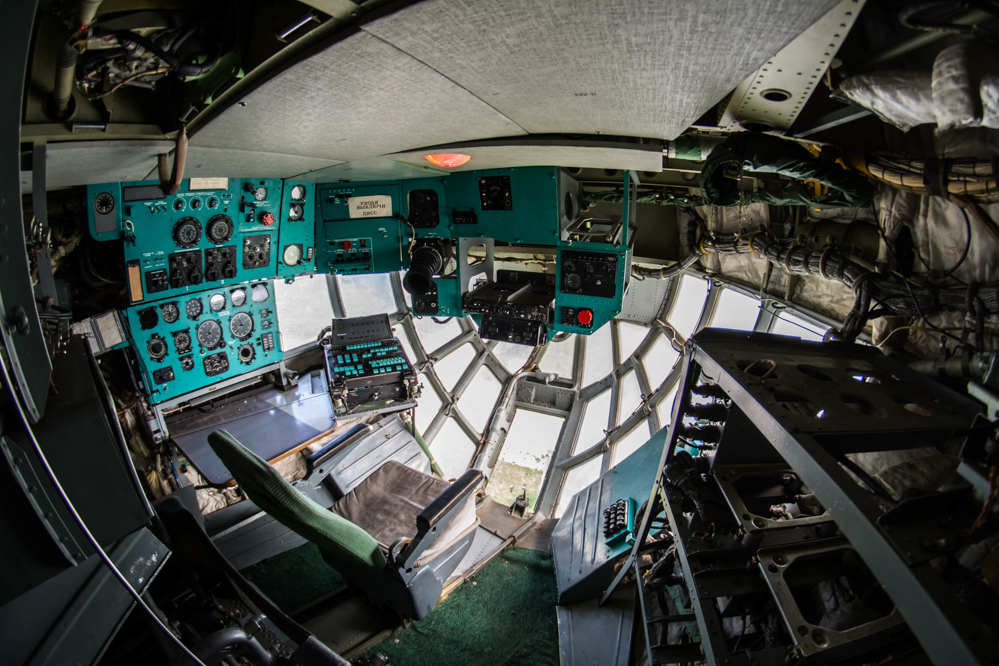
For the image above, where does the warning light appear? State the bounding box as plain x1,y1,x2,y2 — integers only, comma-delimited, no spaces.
424,153,472,168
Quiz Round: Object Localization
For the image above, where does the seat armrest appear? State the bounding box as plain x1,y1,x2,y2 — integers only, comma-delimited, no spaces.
417,469,483,529
398,469,483,569
303,424,372,486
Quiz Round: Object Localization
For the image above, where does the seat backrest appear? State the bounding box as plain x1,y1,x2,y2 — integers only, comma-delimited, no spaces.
207,429,387,574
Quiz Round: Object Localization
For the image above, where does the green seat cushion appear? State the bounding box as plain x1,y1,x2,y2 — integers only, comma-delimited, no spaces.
208,429,387,573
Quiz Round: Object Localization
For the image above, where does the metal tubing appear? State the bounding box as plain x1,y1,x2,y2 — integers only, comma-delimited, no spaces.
51,43,78,118
78,0,103,28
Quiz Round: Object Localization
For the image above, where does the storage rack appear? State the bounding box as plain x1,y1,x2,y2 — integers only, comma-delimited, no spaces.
602,330,995,666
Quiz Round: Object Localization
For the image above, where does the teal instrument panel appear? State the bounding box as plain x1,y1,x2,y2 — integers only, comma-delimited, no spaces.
123,280,283,404
86,178,317,306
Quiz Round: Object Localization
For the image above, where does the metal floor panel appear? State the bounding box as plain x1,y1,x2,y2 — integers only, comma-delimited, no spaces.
557,586,635,666
445,526,505,585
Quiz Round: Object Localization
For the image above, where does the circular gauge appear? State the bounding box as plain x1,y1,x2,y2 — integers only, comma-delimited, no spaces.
291,185,306,201
229,312,253,339
207,197,219,209
161,302,180,324
172,217,202,249
282,244,303,266
563,272,583,291
190,198,202,210
238,343,256,364
254,187,267,201
230,288,247,307
196,320,223,349
173,199,185,211
186,298,203,319
94,192,115,215
180,356,194,371
206,214,234,244
147,335,167,360
288,203,304,221
209,293,226,312
173,330,191,352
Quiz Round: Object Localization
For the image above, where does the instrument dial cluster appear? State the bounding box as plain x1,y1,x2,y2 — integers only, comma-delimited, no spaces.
127,281,281,404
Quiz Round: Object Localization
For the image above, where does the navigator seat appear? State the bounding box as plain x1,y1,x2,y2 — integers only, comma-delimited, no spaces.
208,429,482,620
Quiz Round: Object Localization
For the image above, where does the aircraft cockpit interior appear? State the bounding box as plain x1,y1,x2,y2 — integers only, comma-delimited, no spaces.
4,1,999,665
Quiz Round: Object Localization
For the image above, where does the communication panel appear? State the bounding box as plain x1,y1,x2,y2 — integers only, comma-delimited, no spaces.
123,280,282,404
324,315,420,416
554,247,630,334
86,178,316,305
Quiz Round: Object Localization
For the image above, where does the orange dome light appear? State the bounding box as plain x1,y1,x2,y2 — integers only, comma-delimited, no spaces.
424,153,472,168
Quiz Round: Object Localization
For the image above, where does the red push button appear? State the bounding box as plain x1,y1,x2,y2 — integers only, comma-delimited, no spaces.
577,309,594,326
261,212,275,226
342,240,352,250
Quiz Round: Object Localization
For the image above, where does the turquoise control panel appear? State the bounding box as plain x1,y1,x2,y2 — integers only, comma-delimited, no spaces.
313,166,634,337
123,280,283,404
86,178,316,306
84,166,635,405
330,340,413,379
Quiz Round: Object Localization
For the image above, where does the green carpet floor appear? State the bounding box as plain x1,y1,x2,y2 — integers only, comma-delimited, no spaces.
240,543,345,614
364,547,560,666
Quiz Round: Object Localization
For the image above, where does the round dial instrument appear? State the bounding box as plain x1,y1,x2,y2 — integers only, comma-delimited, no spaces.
147,335,167,360
172,217,202,249
230,288,246,307
254,187,267,201
563,272,583,290
282,244,303,266
290,185,306,201
206,214,234,244
161,302,180,324
186,298,203,319
94,192,115,215
196,320,223,349
209,293,226,312
173,330,192,352
229,312,253,339
288,203,304,221
238,343,256,364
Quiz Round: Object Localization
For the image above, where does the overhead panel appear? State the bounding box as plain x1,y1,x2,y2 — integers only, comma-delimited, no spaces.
363,0,842,141
189,31,525,162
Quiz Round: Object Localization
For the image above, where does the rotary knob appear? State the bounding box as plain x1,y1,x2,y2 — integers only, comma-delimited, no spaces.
223,262,237,279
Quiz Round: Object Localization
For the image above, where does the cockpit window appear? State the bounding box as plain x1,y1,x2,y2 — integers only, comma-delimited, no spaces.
326,267,829,518
337,273,398,317
273,275,335,351
772,311,828,341
493,409,564,510
667,275,708,338
707,287,761,330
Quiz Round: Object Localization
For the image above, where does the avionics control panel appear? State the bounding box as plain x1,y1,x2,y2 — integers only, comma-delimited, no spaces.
324,315,420,416
124,280,282,404
87,179,316,305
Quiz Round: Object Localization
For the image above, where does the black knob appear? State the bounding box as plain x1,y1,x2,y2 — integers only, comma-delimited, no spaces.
206,266,220,282
223,263,237,279
170,272,186,289
189,269,203,285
